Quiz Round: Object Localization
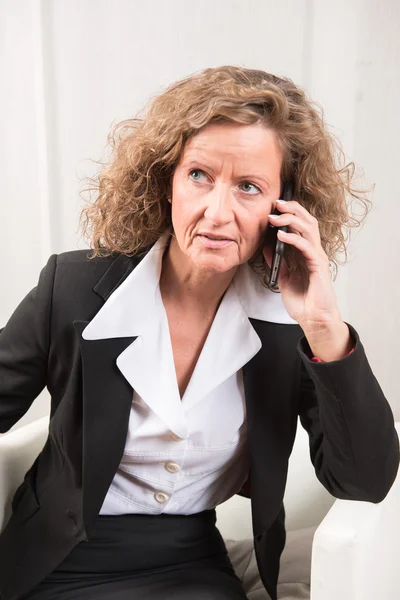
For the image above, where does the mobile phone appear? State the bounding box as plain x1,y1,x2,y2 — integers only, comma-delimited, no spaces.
266,180,293,291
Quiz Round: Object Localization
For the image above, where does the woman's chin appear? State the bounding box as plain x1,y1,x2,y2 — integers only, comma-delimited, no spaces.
189,249,239,274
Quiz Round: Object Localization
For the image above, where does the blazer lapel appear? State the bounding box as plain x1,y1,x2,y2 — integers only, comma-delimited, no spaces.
74,321,135,533
73,249,146,534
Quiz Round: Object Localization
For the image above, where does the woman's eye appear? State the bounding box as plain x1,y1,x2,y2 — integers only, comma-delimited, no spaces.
239,181,261,195
189,169,208,182
188,170,260,195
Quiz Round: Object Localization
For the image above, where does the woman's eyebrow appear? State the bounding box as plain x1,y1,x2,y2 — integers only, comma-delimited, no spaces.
240,174,271,189
184,159,216,173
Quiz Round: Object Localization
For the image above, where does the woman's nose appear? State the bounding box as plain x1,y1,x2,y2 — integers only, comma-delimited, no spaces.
203,184,234,225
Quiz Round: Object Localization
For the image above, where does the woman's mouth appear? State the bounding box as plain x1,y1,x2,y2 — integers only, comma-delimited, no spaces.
197,234,234,249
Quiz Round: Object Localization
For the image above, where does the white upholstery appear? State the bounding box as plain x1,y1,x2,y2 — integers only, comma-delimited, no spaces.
0,417,399,600
0,416,50,531
217,420,400,600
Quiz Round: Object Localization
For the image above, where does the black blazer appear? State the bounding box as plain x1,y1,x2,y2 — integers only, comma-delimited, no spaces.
0,249,399,600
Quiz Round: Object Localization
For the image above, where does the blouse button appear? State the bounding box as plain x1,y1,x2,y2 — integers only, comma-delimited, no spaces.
155,491,169,504
165,461,180,473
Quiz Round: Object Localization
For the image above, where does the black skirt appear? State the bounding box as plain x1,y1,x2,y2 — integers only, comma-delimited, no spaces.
20,510,249,599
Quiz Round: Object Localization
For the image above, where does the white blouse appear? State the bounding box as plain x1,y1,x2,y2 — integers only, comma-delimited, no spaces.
82,233,297,515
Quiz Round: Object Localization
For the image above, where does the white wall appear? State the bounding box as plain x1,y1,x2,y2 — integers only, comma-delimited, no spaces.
1,0,399,430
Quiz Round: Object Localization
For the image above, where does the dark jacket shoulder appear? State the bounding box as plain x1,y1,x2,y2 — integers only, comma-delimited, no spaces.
53,248,149,301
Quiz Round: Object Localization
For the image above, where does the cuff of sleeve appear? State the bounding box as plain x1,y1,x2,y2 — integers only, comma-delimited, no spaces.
311,347,355,363
298,321,359,364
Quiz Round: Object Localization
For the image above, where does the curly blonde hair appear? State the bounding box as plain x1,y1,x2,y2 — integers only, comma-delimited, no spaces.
80,65,371,283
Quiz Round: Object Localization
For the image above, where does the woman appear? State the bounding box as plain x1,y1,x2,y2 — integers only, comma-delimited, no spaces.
0,66,398,600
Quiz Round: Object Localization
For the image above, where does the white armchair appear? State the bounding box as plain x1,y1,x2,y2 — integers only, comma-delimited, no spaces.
0,418,399,600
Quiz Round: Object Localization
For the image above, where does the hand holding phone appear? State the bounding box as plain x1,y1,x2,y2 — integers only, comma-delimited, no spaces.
266,180,293,291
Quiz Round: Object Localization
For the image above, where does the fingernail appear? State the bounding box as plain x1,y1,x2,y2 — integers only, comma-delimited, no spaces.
276,199,287,204
269,214,279,218
278,229,288,235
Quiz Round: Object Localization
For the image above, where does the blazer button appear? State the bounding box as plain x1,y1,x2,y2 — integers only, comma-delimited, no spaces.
165,461,180,473
155,491,169,504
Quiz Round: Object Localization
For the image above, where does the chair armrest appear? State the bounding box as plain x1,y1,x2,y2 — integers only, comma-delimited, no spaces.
0,416,49,532
310,422,400,600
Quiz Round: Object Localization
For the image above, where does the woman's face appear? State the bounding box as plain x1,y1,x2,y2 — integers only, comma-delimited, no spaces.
170,121,283,274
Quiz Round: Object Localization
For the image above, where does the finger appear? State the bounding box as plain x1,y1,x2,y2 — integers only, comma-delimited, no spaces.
275,199,317,226
277,229,328,272
269,213,320,244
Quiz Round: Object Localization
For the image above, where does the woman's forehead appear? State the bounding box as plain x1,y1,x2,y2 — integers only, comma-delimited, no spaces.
180,123,282,173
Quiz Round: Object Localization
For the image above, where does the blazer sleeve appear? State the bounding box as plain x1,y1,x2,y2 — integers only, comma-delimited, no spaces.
0,254,57,433
297,322,400,503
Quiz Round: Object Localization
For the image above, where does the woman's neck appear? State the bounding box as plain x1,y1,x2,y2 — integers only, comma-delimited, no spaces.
159,235,237,315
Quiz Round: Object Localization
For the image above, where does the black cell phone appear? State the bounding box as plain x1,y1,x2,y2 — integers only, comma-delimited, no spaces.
266,180,293,291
